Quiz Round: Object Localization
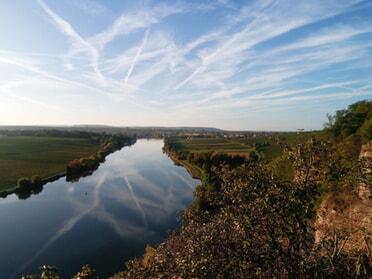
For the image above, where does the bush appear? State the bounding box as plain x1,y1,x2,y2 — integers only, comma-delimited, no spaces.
31,175,42,186
17,177,32,190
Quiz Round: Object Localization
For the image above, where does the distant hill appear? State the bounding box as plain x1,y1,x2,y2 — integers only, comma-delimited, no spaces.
0,125,222,133
122,126,221,131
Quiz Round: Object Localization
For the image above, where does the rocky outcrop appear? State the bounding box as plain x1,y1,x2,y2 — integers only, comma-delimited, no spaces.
314,142,372,256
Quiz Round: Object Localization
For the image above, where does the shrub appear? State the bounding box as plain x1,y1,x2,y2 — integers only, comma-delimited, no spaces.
17,177,32,190
31,175,42,186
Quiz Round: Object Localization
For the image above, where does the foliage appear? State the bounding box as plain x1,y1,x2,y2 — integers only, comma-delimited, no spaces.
31,175,43,186
17,177,32,190
0,136,102,190
0,129,101,139
0,133,134,196
114,128,371,278
115,161,318,278
165,131,318,166
66,134,133,182
22,265,60,279
267,154,294,181
23,264,98,279
19,101,372,277
71,264,98,279
15,175,44,199
324,100,372,142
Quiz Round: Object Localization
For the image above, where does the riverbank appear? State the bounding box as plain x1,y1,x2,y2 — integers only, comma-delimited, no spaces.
0,135,103,191
165,151,202,179
0,132,136,199
0,172,65,198
4,138,200,279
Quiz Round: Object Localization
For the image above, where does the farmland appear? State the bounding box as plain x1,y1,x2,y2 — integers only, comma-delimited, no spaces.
166,131,316,161
0,136,101,190
163,132,317,180
168,137,254,154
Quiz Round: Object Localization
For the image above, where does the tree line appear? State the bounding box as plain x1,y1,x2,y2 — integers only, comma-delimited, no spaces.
66,134,134,181
23,100,371,278
113,100,371,278
5,133,135,200
0,129,102,139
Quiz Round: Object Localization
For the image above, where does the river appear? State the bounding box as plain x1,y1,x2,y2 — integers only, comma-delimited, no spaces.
0,139,200,278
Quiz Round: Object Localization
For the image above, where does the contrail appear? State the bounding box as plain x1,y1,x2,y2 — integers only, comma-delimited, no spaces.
125,176,148,226
37,0,106,85
125,28,150,83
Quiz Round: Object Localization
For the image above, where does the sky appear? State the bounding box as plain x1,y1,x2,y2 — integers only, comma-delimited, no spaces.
0,0,371,131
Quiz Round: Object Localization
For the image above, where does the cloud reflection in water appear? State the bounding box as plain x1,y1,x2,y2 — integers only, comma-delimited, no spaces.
11,139,200,277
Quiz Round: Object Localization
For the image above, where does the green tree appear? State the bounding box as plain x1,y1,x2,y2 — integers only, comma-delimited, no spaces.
31,175,43,186
326,100,372,141
17,177,32,190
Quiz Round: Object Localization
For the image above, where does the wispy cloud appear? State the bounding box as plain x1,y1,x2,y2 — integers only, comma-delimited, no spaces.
37,0,105,85
2,0,370,128
0,51,115,99
12,172,107,277
173,0,367,92
89,2,184,50
125,28,150,83
124,176,148,226
73,0,107,16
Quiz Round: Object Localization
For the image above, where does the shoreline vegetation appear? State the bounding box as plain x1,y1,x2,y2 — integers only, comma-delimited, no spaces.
164,151,202,179
162,131,316,181
6,100,372,278
112,100,371,279
0,130,136,200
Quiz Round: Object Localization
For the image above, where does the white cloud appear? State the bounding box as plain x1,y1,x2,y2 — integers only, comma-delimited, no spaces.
89,3,185,50
173,0,366,92
73,0,107,16
2,0,370,129
125,28,150,83
65,63,74,70
37,0,105,85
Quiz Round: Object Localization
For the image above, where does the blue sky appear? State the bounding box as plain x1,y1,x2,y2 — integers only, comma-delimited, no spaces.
0,0,371,131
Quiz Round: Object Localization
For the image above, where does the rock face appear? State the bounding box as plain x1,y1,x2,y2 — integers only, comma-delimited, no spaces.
359,143,372,202
360,143,372,173
360,142,372,158
314,142,372,255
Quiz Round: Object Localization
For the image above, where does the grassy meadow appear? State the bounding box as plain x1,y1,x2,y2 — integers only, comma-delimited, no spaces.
169,131,317,161
0,136,101,190
169,137,254,153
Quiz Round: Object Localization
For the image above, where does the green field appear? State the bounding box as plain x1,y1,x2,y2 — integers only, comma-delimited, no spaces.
168,131,318,161
169,137,252,153
0,136,101,190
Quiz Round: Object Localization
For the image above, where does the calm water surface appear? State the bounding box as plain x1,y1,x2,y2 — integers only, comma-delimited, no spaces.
0,139,200,278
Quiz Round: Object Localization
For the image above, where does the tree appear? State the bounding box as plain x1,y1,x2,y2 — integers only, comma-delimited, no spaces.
17,177,32,190
22,265,60,279
31,175,42,187
326,100,372,141
115,135,371,278
71,264,98,279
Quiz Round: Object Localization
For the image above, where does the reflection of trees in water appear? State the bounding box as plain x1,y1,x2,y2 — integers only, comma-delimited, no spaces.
0,173,63,200
8,139,198,278
1,135,136,201
66,161,100,182
16,184,44,200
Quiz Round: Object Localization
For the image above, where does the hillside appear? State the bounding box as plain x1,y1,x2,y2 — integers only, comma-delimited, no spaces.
113,100,371,279
22,100,372,278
